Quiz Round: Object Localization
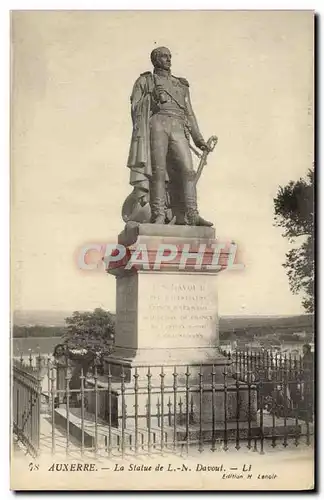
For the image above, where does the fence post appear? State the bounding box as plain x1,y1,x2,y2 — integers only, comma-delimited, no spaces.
121,365,126,458
223,365,228,451
35,372,41,455
247,366,252,450
134,367,139,454
107,364,112,457
235,372,240,450
147,366,152,455
283,354,288,448
50,362,56,455
185,366,190,454
65,360,70,456
159,366,165,454
173,366,178,452
211,365,216,452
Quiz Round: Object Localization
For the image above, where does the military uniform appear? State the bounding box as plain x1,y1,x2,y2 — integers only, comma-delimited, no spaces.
128,67,211,225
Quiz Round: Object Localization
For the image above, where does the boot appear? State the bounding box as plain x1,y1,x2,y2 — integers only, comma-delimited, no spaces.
184,177,213,227
194,214,213,227
150,180,166,224
151,214,165,224
175,212,187,225
187,211,213,227
150,197,166,224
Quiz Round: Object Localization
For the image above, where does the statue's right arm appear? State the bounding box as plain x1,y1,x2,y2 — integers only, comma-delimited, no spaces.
130,76,146,125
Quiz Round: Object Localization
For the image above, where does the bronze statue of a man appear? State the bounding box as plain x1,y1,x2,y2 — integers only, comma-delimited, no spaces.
126,46,212,226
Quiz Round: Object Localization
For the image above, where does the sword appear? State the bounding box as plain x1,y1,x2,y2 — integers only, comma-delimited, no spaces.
168,135,218,224
193,135,218,185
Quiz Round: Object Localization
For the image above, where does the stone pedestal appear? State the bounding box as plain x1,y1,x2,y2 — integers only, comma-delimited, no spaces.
107,223,226,370
101,223,256,428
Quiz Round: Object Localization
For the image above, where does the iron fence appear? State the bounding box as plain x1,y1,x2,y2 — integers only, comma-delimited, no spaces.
12,352,314,458
221,348,306,381
221,349,314,424
12,357,42,457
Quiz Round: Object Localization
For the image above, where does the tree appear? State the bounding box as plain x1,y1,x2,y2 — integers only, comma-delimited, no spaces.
274,167,314,313
63,308,115,354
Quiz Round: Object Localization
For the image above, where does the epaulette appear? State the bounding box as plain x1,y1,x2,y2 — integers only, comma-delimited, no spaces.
139,71,154,93
176,76,190,87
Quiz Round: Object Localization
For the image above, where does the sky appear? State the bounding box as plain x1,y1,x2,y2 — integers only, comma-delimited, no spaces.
11,10,314,316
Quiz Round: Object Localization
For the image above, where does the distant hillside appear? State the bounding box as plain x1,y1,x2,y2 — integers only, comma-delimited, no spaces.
13,310,73,327
13,325,65,338
13,310,313,332
219,314,313,332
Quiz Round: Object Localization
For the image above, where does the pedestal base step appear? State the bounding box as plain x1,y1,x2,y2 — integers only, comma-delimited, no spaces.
54,406,305,454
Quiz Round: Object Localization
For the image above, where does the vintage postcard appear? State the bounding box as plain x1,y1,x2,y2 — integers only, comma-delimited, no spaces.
10,10,315,491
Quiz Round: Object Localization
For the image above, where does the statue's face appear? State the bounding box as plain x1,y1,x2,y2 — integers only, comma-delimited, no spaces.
155,48,172,70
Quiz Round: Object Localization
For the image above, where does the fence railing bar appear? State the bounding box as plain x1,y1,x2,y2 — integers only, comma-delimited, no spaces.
247,366,252,450
146,366,152,456
235,373,240,451
173,366,178,452
80,367,85,456
198,366,203,453
107,364,112,457
185,366,190,455
134,367,139,455
259,380,264,455
94,365,98,457
121,365,126,458
223,365,228,452
65,365,70,456
283,356,288,448
211,365,216,452
50,364,56,455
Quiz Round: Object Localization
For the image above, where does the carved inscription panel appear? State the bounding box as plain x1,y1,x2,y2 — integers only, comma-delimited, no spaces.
138,273,218,349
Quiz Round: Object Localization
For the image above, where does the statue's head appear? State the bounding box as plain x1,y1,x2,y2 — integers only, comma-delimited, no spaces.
150,46,172,71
